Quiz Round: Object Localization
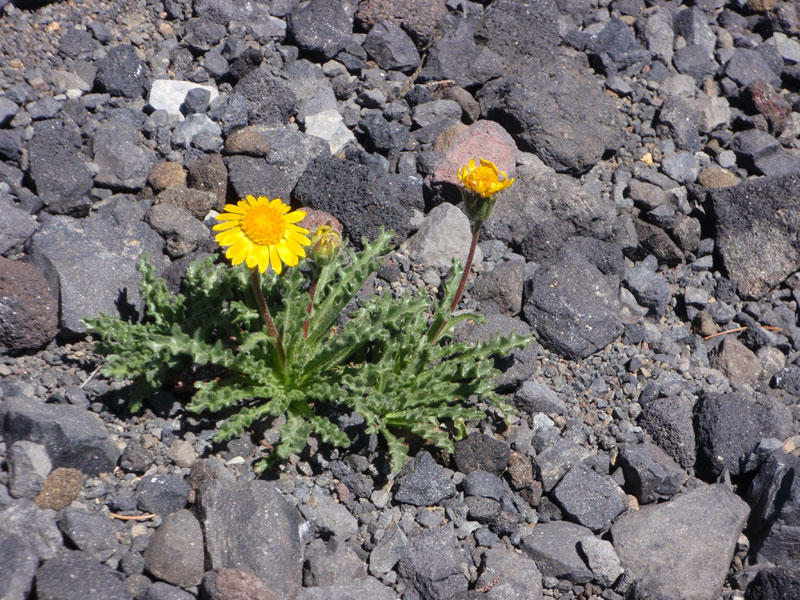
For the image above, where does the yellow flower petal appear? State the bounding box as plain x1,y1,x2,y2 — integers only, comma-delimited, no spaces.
269,246,282,274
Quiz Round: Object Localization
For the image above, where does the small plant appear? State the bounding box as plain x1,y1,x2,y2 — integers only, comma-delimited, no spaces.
84,160,525,473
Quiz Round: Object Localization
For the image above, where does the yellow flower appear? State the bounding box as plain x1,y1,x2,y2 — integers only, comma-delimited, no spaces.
213,195,311,274
458,157,514,199
310,223,342,261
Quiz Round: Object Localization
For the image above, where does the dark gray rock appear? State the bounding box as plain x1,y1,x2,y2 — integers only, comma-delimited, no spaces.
27,119,93,201
0,96,19,125
463,470,507,501
288,0,352,60
302,538,367,586
297,488,359,541
119,440,155,474
611,484,749,600
369,524,408,577
454,431,510,475
183,17,227,53
584,18,650,74
478,58,624,174
0,127,24,161
0,499,63,560
145,202,210,259
58,508,123,562
632,218,685,266
358,112,410,153
91,120,150,191
514,380,568,415
256,124,328,189
471,258,524,316
193,0,248,24
135,474,190,516
233,68,296,126
535,438,591,492
95,45,147,99
746,452,800,565
523,247,622,360
295,576,396,600
225,155,294,202
28,196,165,335
521,520,594,583
208,93,249,136
8,440,51,499
624,265,671,317
672,44,718,82
292,156,422,247
198,479,303,599
0,199,39,256
723,48,781,88
746,566,800,600
419,22,504,89
58,28,98,58
638,395,696,469
35,550,131,600
656,97,701,152
551,464,628,532
394,451,456,506
412,99,462,129
474,0,561,69
396,525,469,600
143,509,204,588
363,21,420,72
476,546,543,600
141,582,195,600
731,128,800,177
694,392,792,480
0,397,121,476
0,530,39,600
712,172,800,299
0,257,58,353
283,60,338,123
617,442,686,504
479,167,616,262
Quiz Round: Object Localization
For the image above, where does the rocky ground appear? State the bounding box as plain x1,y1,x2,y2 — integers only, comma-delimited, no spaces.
1,0,800,599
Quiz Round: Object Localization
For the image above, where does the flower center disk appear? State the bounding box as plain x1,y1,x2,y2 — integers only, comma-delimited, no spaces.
241,204,287,246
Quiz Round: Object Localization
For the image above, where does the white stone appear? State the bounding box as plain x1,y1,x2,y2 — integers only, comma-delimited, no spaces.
579,536,624,586
304,109,355,155
691,94,730,133
147,80,219,119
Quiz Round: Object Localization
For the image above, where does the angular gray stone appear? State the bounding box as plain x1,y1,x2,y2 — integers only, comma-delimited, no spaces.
394,451,456,506
711,173,800,299
396,525,469,600
58,508,123,562
135,474,191,516
0,197,37,255
295,576,396,600
0,530,39,600
624,265,670,318
453,431,511,476
95,44,147,99
521,520,594,583
198,480,303,599
578,536,623,587
91,120,150,191
298,487,359,541
723,48,781,88
637,395,696,469
551,464,628,532
514,381,567,416
523,246,622,360
143,509,205,588
0,397,121,476
0,499,63,561
617,442,686,504
584,18,650,74
656,97,701,152
404,203,477,270
478,58,624,174
369,524,408,577
145,203,210,259
8,441,52,499
694,392,792,480
471,258,524,316
412,99,462,128
746,452,800,565
476,546,543,600
535,438,591,492
302,538,367,587
35,550,131,600
287,0,352,60
611,484,749,600
363,21,420,72
27,119,93,201
29,196,165,335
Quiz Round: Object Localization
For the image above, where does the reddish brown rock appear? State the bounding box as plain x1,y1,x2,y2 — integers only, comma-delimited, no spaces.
745,80,792,133
201,568,280,600
187,153,228,205
0,257,58,353
153,184,221,220
34,467,84,511
148,161,186,192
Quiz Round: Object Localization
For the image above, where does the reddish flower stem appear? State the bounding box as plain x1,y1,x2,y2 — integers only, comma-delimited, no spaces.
251,269,286,371
302,278,319,340
434,226,481,340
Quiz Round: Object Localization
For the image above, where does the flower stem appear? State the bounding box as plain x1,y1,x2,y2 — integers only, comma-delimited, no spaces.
302,277,319,340
433,224,482,340
250,269,286,371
